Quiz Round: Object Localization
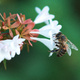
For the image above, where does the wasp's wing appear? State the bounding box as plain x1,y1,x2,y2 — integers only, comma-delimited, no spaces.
67,40,78,51
67,47,72,56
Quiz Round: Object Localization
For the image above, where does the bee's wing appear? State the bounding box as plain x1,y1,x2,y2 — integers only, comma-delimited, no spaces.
67,47,71,56
67,40,78,51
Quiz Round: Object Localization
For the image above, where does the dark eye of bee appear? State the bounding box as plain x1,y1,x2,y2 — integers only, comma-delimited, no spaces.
61,36,66,41
56,32,62,37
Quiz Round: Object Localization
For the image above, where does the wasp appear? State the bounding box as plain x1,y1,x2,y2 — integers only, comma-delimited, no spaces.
50,32,78,57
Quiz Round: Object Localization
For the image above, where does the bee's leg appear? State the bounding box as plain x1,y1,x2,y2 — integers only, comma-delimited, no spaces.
50,49,59,52
54,37,60,40
56,44,60,47
55,42,62,44
57,37,60,39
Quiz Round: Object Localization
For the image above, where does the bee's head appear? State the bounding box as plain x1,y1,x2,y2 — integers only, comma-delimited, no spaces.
56,32,62,38
61,35,67,41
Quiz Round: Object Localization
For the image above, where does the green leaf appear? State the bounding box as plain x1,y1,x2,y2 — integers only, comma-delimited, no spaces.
3,59,7,70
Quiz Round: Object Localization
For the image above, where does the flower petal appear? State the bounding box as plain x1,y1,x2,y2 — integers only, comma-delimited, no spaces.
49,52,53,57
10,51,15,58
35,7,41,14
30,30,50,38
15,46,20,55
13,35,19,41
34,6,55,24
18,38,25,44
34,14,54,24
40,6,49,14
30,37,55,50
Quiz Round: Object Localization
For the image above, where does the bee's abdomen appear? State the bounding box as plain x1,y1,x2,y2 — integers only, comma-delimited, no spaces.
57,49,66,57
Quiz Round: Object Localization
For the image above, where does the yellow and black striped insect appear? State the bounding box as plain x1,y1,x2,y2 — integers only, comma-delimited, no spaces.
50,32,78,57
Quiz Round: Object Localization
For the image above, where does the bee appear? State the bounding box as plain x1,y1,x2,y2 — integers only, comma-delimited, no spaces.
50,32,78,57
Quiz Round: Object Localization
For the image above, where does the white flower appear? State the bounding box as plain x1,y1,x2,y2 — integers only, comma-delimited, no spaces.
31,6,62,57
0,43,12,62
0,35,25,63
34,6,55,24
30,19,62,57
10,35,25,56
30,31,58,57
30,37,55,57
31,19,62,38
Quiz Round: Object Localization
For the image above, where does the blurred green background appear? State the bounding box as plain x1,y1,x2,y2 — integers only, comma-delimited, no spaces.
0,0,80,80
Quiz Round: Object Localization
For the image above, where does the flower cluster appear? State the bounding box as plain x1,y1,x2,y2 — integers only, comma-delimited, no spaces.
30,6,62,57
0,6,78,68
0,6,62,64
0,13,39,63
31,6,78,58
